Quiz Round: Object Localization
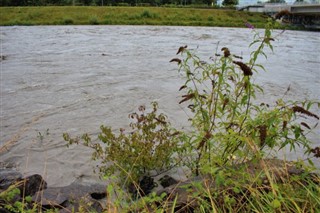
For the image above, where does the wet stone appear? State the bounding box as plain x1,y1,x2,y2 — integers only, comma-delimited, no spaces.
128,175,157,198
33,182,106,212
159,175,178,188
0,170,22,191
20,174,47,197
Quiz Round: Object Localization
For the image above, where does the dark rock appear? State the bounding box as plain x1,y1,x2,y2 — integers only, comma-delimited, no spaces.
0,207,12,213
0,169,105,212
0,171,46,211
91,192,106,200
33,187,68,208
140,176,156,195
0,170,23,191
0,55,7,61
128,176,157,198
33,182,106,212
59,195,104,213
159,175,178,188
19,174,47,197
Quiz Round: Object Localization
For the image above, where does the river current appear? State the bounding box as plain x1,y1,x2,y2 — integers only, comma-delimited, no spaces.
1,26,319,186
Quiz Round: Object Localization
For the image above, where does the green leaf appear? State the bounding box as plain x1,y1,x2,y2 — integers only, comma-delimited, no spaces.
307,158,315,167
271,199,281,209
233,186,241,194
25,196,32,203
294,126,301,139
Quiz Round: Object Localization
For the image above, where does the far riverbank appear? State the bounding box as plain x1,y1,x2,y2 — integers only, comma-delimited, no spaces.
0,6,286,29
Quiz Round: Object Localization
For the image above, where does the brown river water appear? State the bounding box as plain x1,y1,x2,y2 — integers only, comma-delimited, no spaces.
1,26,319,186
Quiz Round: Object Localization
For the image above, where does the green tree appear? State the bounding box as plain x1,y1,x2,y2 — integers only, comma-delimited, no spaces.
267,0,286,3
222,0,238,6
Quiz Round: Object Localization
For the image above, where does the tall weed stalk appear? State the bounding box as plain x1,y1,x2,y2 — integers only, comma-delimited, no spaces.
172,20,319,175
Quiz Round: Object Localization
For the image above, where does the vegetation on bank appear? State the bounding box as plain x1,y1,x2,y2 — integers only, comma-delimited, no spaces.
0,6,274,28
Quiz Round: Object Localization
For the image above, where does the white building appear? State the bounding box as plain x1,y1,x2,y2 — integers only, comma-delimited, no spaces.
216,0,268,7
217,0,319,7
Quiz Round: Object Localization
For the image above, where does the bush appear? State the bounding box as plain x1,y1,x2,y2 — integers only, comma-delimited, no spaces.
140,10,158,19
170,20,319,175
89,16,99,25
62,17,74,25
64,102,180,184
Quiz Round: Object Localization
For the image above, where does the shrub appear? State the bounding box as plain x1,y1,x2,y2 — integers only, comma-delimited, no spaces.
62,17,74,25
89,16,99,25
64,102,180,184
207,16,214,21
171,20,319,175
140,10,158,19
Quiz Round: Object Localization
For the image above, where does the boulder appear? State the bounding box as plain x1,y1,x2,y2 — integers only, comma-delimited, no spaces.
0,170,23,191
159,175,178,188
33,182,106,212
128,175,157,198
0,170,46,197
0,166,105,212
0,170,47,212
19,174,47,197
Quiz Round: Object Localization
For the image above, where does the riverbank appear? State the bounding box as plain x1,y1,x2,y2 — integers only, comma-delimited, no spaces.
1,158,319,212
1,6,275,28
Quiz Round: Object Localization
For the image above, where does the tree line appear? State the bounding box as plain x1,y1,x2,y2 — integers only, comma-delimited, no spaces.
1,0,311,7
0,0,241,7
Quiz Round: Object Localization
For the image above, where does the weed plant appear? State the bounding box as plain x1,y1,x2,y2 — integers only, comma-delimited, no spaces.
64,102,180,185
171,20,319,175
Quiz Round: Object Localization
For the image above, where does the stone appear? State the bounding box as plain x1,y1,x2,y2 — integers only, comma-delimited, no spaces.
0,170,46,197
0,171,46,212
19,174,47,197
0,170,23,191
139,176,156,195
128,175,157,198
0,55,7,61
0,169,106,212
33,182,106,212
159,175,178,188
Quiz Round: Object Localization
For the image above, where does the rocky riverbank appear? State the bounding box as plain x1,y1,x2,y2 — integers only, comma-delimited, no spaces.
0,163,107,212
1,158,319,212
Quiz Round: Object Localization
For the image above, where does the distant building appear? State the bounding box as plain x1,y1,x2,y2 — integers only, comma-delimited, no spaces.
216,0,268,7
217,0,318,7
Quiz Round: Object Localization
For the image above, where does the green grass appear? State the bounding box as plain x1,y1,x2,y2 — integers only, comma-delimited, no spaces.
0,6,271,28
